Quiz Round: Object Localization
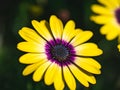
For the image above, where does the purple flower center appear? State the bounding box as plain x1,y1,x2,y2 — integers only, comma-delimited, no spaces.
115,8,120,24
45,39,76,66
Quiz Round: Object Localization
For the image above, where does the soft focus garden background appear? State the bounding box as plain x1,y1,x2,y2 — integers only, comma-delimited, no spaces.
0,0,120,90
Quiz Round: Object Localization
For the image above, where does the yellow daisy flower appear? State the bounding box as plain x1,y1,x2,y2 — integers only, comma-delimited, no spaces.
91,0,120,40
17,15,103,90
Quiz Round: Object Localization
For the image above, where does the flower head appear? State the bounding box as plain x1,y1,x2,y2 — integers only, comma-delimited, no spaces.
17,15,103,90
91,0,120,40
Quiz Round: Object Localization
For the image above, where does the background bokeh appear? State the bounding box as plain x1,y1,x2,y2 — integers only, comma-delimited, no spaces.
0,0,120,90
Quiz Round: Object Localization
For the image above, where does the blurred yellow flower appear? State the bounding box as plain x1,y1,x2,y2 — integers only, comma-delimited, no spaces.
29,5,43,17
117,44,120,51
17,15,103,90
91,0,120,40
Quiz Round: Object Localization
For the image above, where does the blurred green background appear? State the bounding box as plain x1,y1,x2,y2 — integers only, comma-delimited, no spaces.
0,0,120,90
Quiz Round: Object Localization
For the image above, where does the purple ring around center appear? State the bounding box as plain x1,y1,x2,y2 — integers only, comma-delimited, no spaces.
115,8,120,24
45,38,76,66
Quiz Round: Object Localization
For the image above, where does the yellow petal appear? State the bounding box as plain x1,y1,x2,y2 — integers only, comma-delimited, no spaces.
75,28,83,32
104,24,120,40
90,15,113,24
32,20,53,41
98,0,110,7
98,0,119,8
19,53,47,64
100,24,111,35
91,4,111,15
19,27,46,44
22,61,46,76
118,36,120,43
62,20,76,42
109,0,120,7
100,23,120,40
117,44,120,51
75,43,103,56
54,66,64,90
33,61,51,82
74,57,101,74
86,73,96,84
68,64,89,87
17,42,45,53
70,31,93,46
63,66,76,90
50,15,63,39
44,63,59,85
69,64,97,85
75,57,101,69
106,31,119,40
